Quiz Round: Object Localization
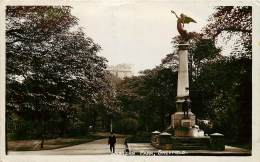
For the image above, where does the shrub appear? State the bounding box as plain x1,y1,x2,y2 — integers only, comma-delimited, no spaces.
114,117,139,134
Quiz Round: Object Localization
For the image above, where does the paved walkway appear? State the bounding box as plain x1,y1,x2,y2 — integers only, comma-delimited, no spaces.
8,138,126,155
8,138,251,156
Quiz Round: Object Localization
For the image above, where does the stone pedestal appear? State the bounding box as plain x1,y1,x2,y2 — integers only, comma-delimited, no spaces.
171,112,196,137
171,112,195,128
171,136,211,150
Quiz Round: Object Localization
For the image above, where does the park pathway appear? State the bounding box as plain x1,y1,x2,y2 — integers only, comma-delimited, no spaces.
8,137,250,156
8,137,128,155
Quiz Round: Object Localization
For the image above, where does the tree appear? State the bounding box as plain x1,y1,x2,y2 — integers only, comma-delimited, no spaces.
115,67,177,132
193,57,251,144
6,6,110,147
195,6,252,145
204,6,252,58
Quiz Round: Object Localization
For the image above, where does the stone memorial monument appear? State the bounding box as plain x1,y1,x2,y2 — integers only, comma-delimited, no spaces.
170,10,197,137
151,10,225,150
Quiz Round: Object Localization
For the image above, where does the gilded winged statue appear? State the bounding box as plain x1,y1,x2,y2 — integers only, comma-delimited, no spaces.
171,10,197,41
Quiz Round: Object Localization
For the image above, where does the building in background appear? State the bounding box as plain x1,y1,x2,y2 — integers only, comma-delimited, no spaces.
107,64,134,79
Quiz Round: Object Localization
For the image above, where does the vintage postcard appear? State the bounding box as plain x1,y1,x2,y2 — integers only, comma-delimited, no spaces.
0,0,260,162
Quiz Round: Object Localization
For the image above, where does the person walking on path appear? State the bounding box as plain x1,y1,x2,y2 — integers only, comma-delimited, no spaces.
108,132,116,153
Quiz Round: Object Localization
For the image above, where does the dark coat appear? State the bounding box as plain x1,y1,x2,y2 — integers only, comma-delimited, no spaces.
108,135,116,145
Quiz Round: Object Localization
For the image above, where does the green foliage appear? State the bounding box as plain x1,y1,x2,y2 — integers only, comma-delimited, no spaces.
192,56,251,144
204,6,252,58
192,39,221,63
6,6,114,144
126,131,151,143
115,68,177,132
189,7,252,146
114,117,139,134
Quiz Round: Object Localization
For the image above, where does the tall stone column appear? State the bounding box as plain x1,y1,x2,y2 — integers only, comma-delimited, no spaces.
176,44,190,112
177,44,189,98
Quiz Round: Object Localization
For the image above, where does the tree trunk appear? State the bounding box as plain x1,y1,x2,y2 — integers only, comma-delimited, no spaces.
40,135,44,148
59,112,67,137
40,120,45,148
40,109,46,149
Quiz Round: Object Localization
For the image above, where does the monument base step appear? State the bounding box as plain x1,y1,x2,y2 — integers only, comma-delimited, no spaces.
157,137,211,150
171,137,211,150
172,145,209,150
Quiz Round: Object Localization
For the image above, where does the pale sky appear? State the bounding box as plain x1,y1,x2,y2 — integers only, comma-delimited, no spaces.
71,2,215,74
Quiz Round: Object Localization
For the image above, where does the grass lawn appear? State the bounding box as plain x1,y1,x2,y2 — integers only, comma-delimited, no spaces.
8,133,107,151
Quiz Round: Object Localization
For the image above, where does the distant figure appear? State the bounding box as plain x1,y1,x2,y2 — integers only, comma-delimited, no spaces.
108,132,116,153
124,138,129,154
182,98,190,118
